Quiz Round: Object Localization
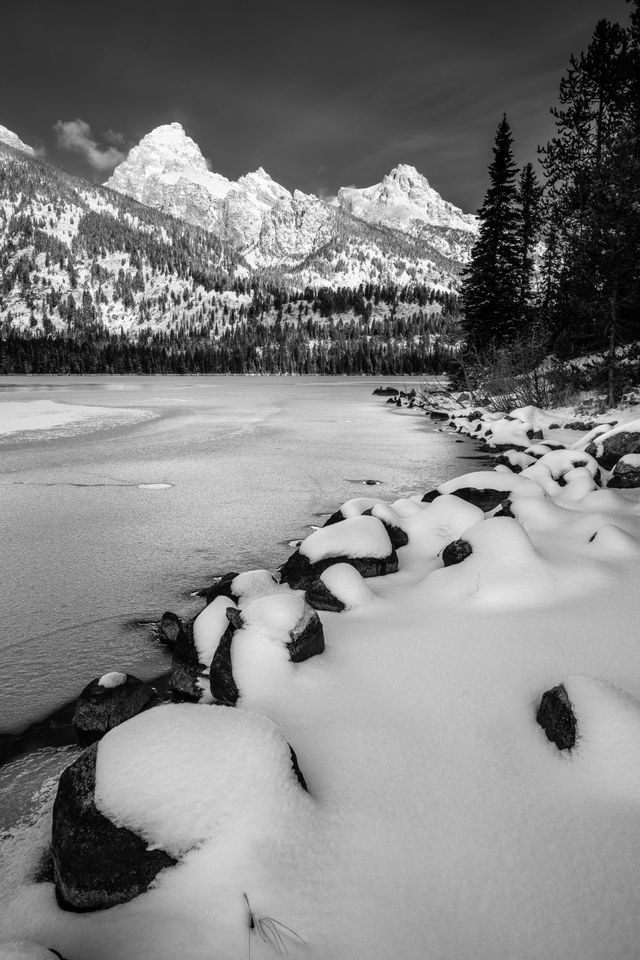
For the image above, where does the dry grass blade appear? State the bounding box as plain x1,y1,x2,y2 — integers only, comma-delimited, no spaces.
244,892,306,957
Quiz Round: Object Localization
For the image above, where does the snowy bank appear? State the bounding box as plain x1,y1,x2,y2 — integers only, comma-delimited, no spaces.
5,401,640,958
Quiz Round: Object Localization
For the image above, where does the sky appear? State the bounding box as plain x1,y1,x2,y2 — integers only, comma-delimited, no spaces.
1,0,632,212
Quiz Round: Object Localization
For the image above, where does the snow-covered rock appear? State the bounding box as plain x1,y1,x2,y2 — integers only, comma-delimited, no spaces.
52,743,177,911
280,515,398,587
72,674,154,747
608,453,640,488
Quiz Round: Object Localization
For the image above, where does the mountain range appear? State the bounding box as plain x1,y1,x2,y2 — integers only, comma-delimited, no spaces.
0,120,467,374
104,122,477,284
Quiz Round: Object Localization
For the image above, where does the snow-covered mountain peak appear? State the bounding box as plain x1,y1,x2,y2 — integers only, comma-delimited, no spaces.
337,163,476,234
386,163,429,186
105,122,232,207
0,123,35,158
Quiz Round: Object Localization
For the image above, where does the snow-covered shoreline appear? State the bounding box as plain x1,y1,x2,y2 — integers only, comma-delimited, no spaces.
4,396,640,959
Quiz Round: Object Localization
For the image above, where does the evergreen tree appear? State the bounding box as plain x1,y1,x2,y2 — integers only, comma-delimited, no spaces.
516,163,544,314
461,115,522,348
540,16,638,382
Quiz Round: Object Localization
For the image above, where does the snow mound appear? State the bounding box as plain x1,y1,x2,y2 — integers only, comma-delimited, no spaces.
240,592,308,636
319,564,376,610
0,944,59,960
566,676,640,797
193,596,236,667
232,569,287,606
338,498,382,519
95,704,312,858
402,495,484,562
97,672,127,689
300,515,392,562
427,517,556,604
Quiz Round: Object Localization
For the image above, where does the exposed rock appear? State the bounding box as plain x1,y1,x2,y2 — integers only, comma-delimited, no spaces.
305,577,346,612
607,455,640,488
429,409,450,420
289,745,308,792
73,673,154,746
209,619,241,707
287,604,325,662
196,571,240,604
446,487,510,513
421,489,441,503
169,658,202,703
493,499,515,518
279,545,398,589
52,744,176,911
157,613,196,663
586,426,640,471
373,386,399,396
536,684,577,750
157,611,183,651
441,539,473,566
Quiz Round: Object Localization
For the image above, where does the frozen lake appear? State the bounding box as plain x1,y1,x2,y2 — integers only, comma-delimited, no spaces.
0,376,482,733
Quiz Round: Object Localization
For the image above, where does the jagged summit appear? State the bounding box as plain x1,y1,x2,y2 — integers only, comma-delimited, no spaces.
0,123,35,158
338,164,476,234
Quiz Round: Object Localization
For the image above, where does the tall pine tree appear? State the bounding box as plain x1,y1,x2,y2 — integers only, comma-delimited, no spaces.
461,115,521,348
540,15,638,386
516,162,544,316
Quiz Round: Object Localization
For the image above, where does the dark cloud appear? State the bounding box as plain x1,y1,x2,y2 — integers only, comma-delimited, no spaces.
1,0,632,207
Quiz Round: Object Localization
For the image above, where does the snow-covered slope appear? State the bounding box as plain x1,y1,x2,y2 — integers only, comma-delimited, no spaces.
0,124,35,158
105,123,477,286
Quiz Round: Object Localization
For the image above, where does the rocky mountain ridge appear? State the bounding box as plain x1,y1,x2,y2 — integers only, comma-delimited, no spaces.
105,123,477,283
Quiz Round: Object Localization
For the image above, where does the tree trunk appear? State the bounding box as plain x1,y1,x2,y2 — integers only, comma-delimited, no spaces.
607,282,618,409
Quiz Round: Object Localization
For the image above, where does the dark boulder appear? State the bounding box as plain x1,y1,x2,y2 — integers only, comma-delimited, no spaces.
158,613,196,663
373,386,399,396
586,427,640,471
607,457,640,488
526,428,544,441
73,674,154,747
279,546,398,590
196,572,240,604
209,614,241,707
169,658,203,703
447,487,510,513
323,508,347,526
536,684,577,750
305,577,346,612
442,539,473,566
52,744,176,911
429,409,450,421
157,611,183,651
493,499,515,518
385,396,397,404
421,489,441,503
287,606,325,662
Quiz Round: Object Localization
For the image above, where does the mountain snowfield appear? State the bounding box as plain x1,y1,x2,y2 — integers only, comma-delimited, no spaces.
4,406,640,958
0,125,36,159
105,122,477,279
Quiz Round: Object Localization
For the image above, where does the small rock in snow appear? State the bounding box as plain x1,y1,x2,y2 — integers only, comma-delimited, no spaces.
536,684,577,751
